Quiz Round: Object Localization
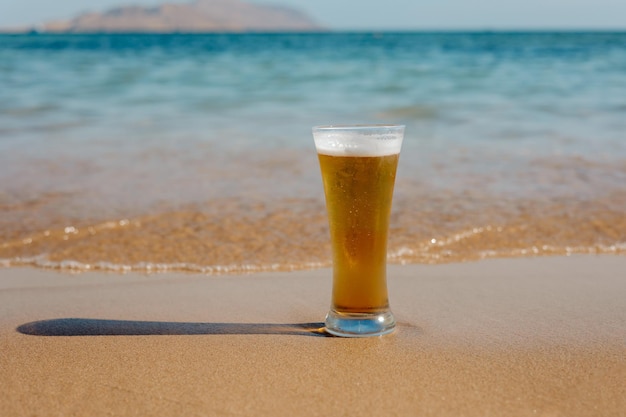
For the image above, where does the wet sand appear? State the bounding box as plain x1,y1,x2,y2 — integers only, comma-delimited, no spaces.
2,192,625,273
1,256,625,416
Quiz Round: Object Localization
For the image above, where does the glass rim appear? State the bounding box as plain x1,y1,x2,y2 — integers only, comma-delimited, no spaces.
312,124,405,131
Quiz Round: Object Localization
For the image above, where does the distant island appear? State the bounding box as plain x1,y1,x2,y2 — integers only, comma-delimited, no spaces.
34,0,323,33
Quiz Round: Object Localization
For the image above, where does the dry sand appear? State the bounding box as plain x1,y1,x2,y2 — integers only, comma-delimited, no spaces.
1,256,625,416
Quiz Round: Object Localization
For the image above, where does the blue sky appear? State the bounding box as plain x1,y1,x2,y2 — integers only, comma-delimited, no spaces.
1,0,625,30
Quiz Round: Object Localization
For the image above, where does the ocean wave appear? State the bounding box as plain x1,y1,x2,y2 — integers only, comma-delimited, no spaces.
0,255,329,275
2,204,624,275
2,241,624,275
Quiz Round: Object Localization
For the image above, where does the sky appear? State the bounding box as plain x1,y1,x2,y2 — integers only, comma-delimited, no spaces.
1,0,625,30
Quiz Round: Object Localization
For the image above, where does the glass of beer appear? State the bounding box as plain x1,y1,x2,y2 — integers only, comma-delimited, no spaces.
312,124,404,337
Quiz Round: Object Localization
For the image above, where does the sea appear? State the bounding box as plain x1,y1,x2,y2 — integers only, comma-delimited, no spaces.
1,32,625,273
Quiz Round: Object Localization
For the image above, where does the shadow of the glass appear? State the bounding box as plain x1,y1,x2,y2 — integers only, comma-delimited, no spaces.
17,318,329,337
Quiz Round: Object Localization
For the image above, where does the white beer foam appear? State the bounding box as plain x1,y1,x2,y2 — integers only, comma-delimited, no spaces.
313,125,404,157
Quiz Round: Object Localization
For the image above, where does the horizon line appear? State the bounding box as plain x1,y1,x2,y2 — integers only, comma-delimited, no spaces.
1,27,626,35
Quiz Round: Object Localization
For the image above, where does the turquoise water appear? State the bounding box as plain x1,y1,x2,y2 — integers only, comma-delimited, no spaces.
1,32,625,272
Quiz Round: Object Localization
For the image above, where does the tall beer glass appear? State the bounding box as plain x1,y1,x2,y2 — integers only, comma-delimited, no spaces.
313,124,404,337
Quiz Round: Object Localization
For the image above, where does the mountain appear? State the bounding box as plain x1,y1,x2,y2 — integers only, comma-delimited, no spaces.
41,0,322,33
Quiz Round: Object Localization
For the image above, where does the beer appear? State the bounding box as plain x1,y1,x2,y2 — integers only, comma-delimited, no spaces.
318,153,399,314
313,124,404,337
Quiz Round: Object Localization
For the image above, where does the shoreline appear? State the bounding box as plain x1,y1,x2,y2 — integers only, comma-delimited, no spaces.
3,190,625,274
2,251,625,275
1,255,625,416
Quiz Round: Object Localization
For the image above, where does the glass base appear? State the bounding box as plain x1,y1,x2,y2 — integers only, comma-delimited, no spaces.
324,309,396,337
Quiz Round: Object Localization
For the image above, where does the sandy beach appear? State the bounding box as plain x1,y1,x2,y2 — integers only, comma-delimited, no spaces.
1,255,624,416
